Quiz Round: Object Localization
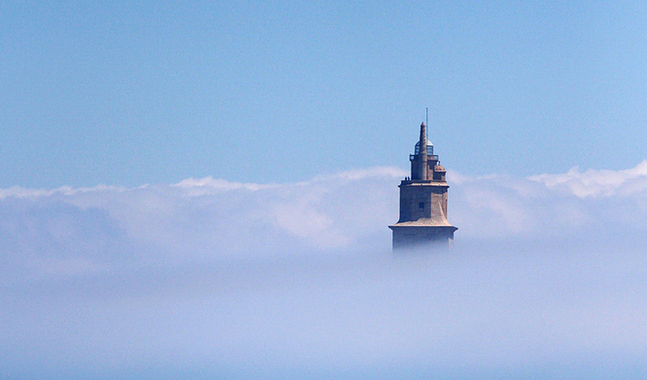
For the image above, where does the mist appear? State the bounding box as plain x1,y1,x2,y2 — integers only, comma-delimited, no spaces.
1,163,647,379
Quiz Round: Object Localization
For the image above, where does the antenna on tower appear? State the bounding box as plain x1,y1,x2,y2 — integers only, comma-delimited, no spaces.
425,108,429,140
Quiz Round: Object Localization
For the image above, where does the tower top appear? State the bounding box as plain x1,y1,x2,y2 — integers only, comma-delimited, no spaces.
414,122,433,154
409,122,441,181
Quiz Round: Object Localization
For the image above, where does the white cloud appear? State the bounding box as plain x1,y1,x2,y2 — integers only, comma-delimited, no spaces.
2,163,647,378
529,160,647,198
2,162,647,277
450,161,647,240
0,184,124,200
172,176,275,194
0,167,404,277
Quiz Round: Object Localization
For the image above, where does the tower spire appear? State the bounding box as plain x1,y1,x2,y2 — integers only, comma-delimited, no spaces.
418,122,428,180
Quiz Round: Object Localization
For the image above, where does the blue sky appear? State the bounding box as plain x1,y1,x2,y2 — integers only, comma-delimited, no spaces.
3,1,647,378
3,0,646,188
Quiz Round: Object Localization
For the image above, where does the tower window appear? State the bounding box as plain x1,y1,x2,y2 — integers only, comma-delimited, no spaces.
419,202,425,209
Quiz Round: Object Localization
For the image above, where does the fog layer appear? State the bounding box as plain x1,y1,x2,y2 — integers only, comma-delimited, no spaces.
1,162,647,378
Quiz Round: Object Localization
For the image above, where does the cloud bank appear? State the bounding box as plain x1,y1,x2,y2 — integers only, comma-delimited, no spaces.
1,162,647,378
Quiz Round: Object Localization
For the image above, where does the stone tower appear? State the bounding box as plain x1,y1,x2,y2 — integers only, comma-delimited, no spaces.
389,122,457,249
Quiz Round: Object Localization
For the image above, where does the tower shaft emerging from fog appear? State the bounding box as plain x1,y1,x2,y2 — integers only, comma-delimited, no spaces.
389,122,457,249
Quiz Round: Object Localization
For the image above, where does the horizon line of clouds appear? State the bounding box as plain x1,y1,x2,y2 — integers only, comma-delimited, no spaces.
1,161,647,279
4,160,647,198
0,166,409,199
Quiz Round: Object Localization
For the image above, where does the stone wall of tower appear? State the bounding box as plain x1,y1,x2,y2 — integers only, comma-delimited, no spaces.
442,191,448,220
398,183,449,223
410,157,439,181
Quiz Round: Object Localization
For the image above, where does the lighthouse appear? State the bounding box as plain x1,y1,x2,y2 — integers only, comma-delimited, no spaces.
389,122,457,249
